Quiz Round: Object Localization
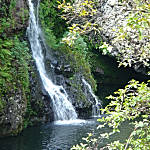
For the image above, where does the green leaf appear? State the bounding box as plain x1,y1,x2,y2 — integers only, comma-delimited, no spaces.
1,49,11,56
0,71,11,78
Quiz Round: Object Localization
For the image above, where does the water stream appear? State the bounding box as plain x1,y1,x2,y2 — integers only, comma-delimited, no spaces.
27,0,77,120
82,79,101,117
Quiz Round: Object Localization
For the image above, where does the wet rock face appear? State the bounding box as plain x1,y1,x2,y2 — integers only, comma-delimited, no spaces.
29,61,54,123
96,0,150,72
0,90,26,137
0,0,29,35
0,57,53,137
12,0,29,31
45,50,96,118
51,60,74,78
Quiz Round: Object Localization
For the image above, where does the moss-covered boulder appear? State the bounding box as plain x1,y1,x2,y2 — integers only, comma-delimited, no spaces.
44,44,97,118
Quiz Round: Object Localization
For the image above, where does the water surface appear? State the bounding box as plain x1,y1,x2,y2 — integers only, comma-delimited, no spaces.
0,117,131,150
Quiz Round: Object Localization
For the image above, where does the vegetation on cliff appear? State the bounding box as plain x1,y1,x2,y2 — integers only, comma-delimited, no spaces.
39,0,95,76
58,0,150,72
0,0,50,136
39,0,97,101
0,0,31,136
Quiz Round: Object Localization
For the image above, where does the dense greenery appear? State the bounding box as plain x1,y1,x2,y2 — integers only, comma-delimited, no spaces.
0,0,28,35
0,37,30,97
99,80,150,149
0,0,43,132
39,0,68,40
39,0,97,90
58,0,150,71
0,0,30,112
72,80,150,149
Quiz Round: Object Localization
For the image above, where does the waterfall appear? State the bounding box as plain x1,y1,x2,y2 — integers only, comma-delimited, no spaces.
27,0,77,120
82,79,101,117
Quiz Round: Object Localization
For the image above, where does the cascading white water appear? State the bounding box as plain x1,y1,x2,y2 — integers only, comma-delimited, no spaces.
27,0,77,120
82,79,101,117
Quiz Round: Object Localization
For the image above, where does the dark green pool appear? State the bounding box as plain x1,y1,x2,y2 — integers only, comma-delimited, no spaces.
0,117,132,150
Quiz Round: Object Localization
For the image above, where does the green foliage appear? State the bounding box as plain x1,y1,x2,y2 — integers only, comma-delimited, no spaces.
0,0,28,35
44,28,58,49
112,0,150,68
24,99,38,128
98,42,113,55
0,0,31,126
57,0,101,70
39,0,68,39
57,43,97,91
71,133,98,150
39,0,97,91
39,0,69,49
0,37,30,112
57,0,101,61
61,32,97,90
62,32,88,58
72,80,150,149
99,80,150,149
58,0,99,36
58,0,150,70
0,1,12,34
